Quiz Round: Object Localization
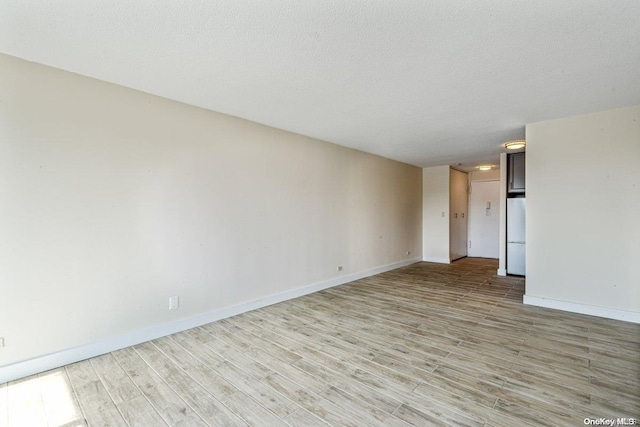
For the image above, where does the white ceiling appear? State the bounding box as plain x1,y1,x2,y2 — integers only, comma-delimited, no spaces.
1,1,639,169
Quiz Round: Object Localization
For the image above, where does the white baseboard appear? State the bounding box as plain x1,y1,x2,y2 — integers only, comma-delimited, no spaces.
523,295,640,324
497,268,507,276
0,257,421,384
422,256,451,264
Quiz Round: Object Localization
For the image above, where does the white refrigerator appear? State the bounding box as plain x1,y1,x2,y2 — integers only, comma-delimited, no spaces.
507,198,526,276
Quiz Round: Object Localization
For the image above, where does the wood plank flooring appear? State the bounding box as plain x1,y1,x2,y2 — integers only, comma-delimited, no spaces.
2,258,639,426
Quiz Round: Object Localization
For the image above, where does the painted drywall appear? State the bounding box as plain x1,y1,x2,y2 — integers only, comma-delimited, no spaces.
497,154,508,275
469,169,500,182
449,168,468,261
422,166,450,263
0,54,423,369
525,105,640,318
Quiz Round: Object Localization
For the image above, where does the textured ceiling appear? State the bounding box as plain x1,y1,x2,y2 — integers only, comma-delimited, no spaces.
1,1,639,168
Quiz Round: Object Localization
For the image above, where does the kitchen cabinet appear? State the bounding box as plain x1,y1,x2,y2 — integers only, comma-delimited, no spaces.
508,152,526,194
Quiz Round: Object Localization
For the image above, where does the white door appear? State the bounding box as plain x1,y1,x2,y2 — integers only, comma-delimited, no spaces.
468,180,500,258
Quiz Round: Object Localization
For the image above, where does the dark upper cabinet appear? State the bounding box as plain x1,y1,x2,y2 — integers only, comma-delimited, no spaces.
508,152,525,194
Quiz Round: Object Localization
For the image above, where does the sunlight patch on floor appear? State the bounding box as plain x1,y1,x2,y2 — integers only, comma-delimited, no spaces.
4,369,85,427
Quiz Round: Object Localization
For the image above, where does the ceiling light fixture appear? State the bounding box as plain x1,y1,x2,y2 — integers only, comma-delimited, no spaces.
505,140,526,150
478,165,492,171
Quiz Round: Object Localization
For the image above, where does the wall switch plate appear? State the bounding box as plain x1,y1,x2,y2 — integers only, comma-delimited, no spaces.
169,296,179,310
406,251,411,255
0,337,4,347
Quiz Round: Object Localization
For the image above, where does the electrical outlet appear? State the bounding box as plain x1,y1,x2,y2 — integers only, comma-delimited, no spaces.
337,266,343,271
169,296,179,310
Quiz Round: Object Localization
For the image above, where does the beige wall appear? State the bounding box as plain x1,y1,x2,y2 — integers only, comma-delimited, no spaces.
0,54,423,369
525,105,640,319
422,166,450,263
469,169,500,182
449,168,468,261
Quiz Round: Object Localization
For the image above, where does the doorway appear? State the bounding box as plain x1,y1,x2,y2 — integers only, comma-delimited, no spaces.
468,180,500,258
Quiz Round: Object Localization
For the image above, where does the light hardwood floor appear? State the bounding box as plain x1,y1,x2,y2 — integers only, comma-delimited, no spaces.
2,258,639,426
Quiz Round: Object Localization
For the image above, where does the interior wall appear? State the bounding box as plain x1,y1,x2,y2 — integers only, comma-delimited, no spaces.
422,166,450,263
449,168,469,261
469,169,500,182
0,54,423,368
497,153,508,275
525,105,640,320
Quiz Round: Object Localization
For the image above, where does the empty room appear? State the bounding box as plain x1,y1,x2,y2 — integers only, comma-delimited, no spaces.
1,2,639,426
